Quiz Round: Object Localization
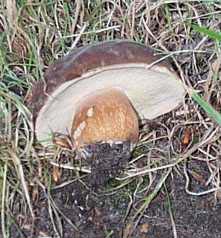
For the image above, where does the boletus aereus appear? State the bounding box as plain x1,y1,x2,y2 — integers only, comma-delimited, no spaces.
28,40,185,187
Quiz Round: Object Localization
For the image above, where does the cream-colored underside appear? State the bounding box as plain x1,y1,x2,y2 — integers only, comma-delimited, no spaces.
36,64,185,145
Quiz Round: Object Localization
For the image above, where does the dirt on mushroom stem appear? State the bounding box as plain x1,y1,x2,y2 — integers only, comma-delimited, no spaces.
76,140,132,191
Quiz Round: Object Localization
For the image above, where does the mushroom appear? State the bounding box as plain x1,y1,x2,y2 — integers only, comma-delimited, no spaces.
28,40,185,186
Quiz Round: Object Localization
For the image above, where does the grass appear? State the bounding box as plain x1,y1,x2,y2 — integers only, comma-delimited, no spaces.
192,24,221,42
0,1,221,237
191,90,221,126
190,24,221,126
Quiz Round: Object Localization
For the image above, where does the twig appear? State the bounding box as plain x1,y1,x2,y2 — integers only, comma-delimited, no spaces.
1,163,8,238
9,150,35,219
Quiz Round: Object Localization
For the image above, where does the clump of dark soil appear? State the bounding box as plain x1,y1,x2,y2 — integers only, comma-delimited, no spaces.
6,160,221,238
79,141,131,189
8,174,130,238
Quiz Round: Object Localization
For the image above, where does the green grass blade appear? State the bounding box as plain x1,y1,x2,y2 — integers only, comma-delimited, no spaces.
191,91,221,126
192,24,221,42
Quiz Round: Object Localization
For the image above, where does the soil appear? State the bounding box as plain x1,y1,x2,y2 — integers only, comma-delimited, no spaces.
79,141,131,189
4,159,221,238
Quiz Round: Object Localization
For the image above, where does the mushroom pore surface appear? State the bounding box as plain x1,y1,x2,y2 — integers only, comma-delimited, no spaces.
71,88,139,149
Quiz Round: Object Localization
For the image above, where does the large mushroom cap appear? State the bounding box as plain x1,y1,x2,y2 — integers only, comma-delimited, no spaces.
28,40,185,145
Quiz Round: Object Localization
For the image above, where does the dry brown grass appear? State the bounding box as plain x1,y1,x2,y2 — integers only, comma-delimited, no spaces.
0,0,221,237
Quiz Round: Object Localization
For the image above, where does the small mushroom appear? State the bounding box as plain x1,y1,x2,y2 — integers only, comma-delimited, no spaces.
28,40,185,186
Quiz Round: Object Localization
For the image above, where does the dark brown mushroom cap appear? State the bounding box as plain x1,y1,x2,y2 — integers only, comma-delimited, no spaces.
27,40,172,122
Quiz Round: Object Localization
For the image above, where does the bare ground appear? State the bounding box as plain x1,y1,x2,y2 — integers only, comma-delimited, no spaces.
4,158,221,238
